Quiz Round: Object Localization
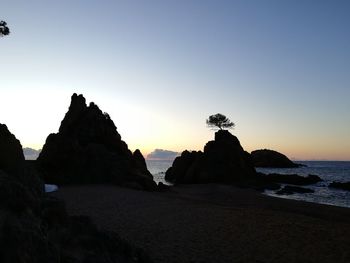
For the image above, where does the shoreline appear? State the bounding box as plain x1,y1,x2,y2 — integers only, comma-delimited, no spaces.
52,184,350,263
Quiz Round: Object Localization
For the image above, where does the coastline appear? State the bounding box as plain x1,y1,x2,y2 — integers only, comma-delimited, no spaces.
52,184,350,263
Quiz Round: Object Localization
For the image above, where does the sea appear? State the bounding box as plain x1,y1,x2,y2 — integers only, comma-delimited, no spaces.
146,160,350,208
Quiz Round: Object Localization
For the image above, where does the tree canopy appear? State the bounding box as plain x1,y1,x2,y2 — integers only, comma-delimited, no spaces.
206,113,235,130
0,21,10,36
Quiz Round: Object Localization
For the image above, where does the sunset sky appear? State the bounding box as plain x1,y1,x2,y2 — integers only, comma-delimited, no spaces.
1,0,349,160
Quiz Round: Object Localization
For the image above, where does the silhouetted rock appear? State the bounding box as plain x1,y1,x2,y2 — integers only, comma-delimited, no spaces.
251,149,302,168
0,124,25,174
0,124,43,197
38,93,156,190
0,123,153,262
157,182,171,192
329,181,350,191
133,149,153,178
261,173,322,185
276,185,314,195
0,124,49,262
165,130,256,184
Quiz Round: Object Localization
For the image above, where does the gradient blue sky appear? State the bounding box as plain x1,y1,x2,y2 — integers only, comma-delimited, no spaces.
1,0,349,160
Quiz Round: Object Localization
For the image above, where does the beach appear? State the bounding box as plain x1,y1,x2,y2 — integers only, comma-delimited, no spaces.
52,184,350,263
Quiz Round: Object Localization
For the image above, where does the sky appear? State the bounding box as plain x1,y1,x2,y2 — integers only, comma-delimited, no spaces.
1,0,349,160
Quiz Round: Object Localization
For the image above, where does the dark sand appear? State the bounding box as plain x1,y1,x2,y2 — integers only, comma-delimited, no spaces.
52,184,350,263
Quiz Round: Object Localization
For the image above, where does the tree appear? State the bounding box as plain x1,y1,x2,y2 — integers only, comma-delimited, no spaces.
0,21,10,36
206,113,235,130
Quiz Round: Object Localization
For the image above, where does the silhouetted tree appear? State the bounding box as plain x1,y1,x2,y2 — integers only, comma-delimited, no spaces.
206,113,235,130
0,21,10,36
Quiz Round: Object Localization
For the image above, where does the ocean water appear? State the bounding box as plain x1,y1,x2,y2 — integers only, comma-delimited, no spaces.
146,160,174,185
258,161,350,208
146,160,350,208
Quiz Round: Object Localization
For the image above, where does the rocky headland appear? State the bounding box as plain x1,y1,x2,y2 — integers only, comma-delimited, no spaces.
251,149,303,168
38,93,156,190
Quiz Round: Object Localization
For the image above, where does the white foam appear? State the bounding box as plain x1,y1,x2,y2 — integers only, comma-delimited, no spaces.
45,184,58,193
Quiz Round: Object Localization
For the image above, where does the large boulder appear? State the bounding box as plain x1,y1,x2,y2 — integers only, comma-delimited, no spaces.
38,93,156,190
251,149,302,168
165,130,256,184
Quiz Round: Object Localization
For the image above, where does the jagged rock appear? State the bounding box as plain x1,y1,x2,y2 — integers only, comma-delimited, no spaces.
0,124,43,198
38,93,156,190
261,173,322,185
329,181,350,191
165,130,256,184
251,149,302,168
0,123,153,262
276,185,314,195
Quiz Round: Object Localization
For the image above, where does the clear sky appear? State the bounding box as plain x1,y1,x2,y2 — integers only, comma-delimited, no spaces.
1,0,349,160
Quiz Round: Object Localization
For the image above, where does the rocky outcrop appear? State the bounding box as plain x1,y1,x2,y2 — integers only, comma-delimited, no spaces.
0,124,43,197
38,93,156,190
251,149,302,168
164,130,323,193
165,130,256,184
329,181,350,191
1,124,153,262
0,124,48,262
0,124,25,174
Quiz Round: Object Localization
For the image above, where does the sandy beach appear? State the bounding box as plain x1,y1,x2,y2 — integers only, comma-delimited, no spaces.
52,184,350,263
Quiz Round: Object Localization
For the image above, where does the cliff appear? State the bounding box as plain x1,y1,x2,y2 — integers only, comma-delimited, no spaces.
38,93,156,190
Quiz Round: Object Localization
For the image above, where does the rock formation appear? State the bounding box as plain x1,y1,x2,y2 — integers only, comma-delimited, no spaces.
164,130,323,193
0,123,43,196
251,149,302,168
0,124,25,173
0,124,47,262
0,123,153,262
38,93,156,190
165,130,256,184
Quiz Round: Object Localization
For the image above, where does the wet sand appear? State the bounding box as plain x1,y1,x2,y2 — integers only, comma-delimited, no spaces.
52,184,350,263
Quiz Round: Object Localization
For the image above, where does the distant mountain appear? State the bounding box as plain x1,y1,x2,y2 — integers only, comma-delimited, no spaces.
23,147,41,160
146,149,179,161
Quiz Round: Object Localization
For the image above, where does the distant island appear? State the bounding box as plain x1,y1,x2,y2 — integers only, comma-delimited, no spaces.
146,149,179,161
251,149,303,168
